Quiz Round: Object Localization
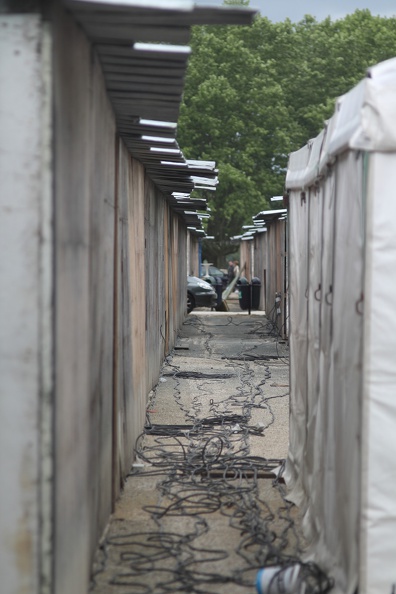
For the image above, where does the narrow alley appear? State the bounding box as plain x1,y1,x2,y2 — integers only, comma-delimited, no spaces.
89,306,330,594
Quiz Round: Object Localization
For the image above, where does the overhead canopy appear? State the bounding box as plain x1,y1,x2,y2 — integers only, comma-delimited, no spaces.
64,0,257,233
252,208,287,225
232,206,287,242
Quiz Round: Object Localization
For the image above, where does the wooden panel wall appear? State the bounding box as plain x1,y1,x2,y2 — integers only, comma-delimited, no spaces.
240,241,250,280
169,216,178,343
88,47,115,554
53,8,92,594
188,233,200,277
253,233,268,311
145,180,166,391
114,139,134,490
241,221,288,335
176,220,188,327
52,6,191,594
266,221,287,335
128,158,147,457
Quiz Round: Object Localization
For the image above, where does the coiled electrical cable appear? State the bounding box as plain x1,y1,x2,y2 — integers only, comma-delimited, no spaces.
90,314,332,594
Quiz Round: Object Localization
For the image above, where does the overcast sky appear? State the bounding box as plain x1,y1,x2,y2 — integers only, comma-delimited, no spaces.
249,0,396,22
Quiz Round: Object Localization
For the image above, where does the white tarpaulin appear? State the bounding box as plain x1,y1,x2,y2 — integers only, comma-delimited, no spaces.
285,57,396,594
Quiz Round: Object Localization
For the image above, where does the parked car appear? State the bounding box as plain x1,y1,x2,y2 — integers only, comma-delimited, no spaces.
187,275,217,313
203,265,228,289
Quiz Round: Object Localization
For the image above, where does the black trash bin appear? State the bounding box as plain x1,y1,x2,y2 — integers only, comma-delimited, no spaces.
251,277,261,310
237,277,250,311
237,277,261,313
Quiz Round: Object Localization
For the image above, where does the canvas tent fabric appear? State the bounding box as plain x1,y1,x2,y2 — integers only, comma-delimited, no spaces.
285,57,396,594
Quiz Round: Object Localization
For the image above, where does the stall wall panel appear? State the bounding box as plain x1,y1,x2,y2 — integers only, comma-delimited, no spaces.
330,152,364,594
0,15,45,593
176,222,188,324
279,222,287,334
254,233,268,312
304,188,323,543
53,8,151,591
128,159,148,454
168,214,187,346
285,192,309,505
286,59,396,594
2,5,214,594
88,49,116,554
315,170,338,568
169,217,178,344
145,181,166,391
53,9,92,593
188,233,200,277
267,227,275,314
114,140,134,485
245,240,253,280
361,153,396,594
266,222,286,333
240,241,251,280
245,223,287,321
287,154,364,593
163,208,186,351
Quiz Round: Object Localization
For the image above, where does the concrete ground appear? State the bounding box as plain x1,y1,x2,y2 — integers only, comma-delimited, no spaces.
89,300,307,594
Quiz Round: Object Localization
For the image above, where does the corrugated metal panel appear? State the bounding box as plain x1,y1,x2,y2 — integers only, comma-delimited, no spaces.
64,0,256,231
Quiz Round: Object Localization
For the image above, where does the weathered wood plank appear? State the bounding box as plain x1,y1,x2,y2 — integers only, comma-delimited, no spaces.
129,158,148,455
88,49,116,547
53,8,92,594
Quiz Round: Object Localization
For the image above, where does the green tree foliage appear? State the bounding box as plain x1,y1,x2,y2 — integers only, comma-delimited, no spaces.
177,9,396,264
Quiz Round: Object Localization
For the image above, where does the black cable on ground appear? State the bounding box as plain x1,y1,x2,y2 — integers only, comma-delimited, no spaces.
90,314,332,594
